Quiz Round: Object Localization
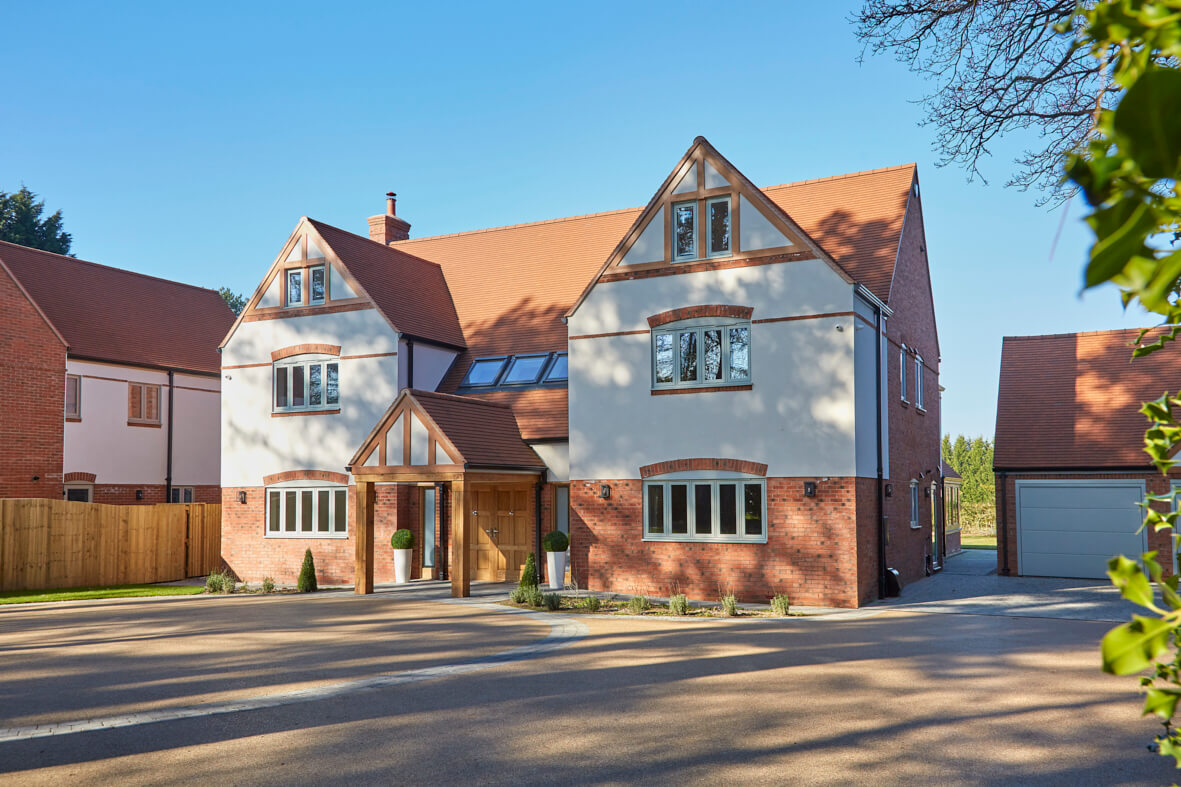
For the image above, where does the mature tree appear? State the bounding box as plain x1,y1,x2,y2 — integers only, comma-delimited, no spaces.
218,287,247,315
853,1,1107,200
0,186,72,254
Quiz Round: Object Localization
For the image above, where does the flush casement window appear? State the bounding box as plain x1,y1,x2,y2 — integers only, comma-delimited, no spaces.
170,487,194,503
644,476,766,543
65,374,81,419
128,383,161,425
909,479,920,528
273,356,340,413
915,354,925,409
900,347,908,402
266,484,348,538
653,319,751,390
672,197,731,262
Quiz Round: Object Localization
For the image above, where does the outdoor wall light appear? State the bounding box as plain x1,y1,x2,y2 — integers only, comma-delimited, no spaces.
924,486,932,498
803,481,817,498
885,483,893,498
31,475,40,481
135,490,144,501
599,484,611,500
238,491,248,504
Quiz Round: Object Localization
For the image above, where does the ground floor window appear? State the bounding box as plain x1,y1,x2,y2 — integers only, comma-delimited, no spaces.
422,486,436,567
643,478,766,542
170,486,194,503
65,486,91,502
266,485,348,537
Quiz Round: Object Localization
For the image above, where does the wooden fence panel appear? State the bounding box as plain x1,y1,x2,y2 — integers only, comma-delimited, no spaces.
0,499,221,591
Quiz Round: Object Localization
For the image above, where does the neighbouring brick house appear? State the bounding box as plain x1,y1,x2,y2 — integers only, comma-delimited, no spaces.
0,241,234,504
994,328,1178,579
220,137,944,607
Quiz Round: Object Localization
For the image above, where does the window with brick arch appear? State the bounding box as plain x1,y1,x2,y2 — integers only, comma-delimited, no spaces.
652,317,751,390
643,474,766,543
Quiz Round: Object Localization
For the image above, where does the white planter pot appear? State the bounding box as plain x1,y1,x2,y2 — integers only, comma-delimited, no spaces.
393,549,412,584
546,550,567,590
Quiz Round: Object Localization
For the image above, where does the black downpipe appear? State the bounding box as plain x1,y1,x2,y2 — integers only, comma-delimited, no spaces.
406,339,415,389
166,370,175,502
875,305,888,599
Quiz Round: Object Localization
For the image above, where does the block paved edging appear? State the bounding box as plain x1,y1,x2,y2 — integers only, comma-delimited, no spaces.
0,600,587,743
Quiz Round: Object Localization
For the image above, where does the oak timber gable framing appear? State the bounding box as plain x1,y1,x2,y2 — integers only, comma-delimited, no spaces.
348,391,463,475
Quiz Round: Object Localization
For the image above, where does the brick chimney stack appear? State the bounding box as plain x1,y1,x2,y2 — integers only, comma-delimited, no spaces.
368,191,411,244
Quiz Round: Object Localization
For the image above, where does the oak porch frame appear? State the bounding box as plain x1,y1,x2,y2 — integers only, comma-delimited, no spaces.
349,468,544,598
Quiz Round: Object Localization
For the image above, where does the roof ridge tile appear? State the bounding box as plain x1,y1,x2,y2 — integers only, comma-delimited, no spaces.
0,239,222,295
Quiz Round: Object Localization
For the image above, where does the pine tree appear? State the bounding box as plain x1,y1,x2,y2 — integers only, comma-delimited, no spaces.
0,186,71,255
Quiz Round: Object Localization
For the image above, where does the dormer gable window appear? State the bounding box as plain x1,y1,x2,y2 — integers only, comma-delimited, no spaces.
278,233,346,309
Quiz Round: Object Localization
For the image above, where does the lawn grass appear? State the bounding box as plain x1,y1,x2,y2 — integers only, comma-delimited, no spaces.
0,584,205,605
961,533,997,549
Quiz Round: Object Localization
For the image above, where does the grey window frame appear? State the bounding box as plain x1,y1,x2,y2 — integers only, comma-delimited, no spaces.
642,476,767,543
65,374,81,419
309,265,326,305
272,355,340,413
128,382,162,425
652,318,752,390
461,356,508,387
705,196,732,258
264,484,349,539
170,486,195,503
915,353,925,410
900,347,908,402
501,353,549,386
909,479,920,528
672,200,698,262
543,352,568,382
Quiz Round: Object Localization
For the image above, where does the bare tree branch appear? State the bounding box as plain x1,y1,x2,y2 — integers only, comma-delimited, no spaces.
853,1,1109,203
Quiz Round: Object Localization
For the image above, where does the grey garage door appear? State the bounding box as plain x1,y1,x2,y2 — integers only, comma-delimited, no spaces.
1017,481,1146,579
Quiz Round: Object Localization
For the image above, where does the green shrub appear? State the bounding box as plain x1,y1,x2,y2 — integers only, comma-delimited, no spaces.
579,595,602,612
223,579,237,595
519,553,538,589
770,593,790,617
238,581,250,594
542,593,562,611
297,549,318,593
510,586,529,604
390,529,414,550
628,595,651,614
204,570,225,594
541,530,569,552
524,586,544,607
669,593,690,616
262,577,276,594
720,593,738,617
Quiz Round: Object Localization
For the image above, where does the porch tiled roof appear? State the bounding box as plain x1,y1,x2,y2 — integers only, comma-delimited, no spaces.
412,390,545,469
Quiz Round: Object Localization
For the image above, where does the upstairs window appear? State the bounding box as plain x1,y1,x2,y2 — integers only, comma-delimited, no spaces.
502,354,548,385
900,347,908,402
915,354,925,409
544,352,568,382
673,201,697,261
706,196,731,257
287,269,303,306
653,320,751,390
462,357,508,387
310,265,326,305
274,356,340,413
128,383,161,425
458,352,568,390
65,374,81,419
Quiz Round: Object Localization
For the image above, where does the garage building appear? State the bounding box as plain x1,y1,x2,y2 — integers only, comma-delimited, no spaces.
994,328,1177,579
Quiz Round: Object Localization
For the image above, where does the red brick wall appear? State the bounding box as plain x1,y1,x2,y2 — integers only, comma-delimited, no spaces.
996,471,1176,577
570,477,867,608
0,263,65,499
87,484,220,505
882,184,942,590
220,483,424,585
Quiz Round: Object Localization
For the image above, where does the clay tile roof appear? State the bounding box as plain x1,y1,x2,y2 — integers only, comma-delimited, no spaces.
308,219,465,349
994,328,1181,469
943,465,961,479
392,165,915,439
0,240,234,374
411,390,545,468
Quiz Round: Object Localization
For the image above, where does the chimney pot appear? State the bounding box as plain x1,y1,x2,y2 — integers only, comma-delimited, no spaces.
386,191,397,216
369,190,410,244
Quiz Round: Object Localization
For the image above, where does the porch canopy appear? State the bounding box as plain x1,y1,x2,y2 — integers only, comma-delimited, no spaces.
346,389,547,597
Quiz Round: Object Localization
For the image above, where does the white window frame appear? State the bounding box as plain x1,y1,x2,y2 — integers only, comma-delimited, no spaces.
273,355,340,413
65,374,81,419
652,318,752,390
643,474,767,543
915,354,925,410
169,486,195,503
900,347,908,402
910,479,920,528
265,483,349,538
705,196,731,258
128,382,162,425
309,265,326,305
672,200,698,262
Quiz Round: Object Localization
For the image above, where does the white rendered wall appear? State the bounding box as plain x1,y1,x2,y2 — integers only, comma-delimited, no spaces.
64,360,220,485
853,296,889,479
397,339,457,392
220,308,400,487
568,261,858,480
531,442,570,482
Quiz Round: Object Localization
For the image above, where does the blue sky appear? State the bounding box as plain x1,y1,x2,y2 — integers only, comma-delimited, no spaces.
1,1,1145,438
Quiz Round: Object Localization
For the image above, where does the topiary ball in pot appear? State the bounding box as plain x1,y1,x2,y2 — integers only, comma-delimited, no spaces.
390,529,414,550
297,548,318,593
541,530,569,552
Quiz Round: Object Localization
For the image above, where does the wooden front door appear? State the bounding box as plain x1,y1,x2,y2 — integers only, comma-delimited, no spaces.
470,486,532,581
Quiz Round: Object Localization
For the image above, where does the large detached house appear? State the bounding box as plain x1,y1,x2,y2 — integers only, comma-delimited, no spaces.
994,328,1178,580
219,138,943,607
0,241,234,503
